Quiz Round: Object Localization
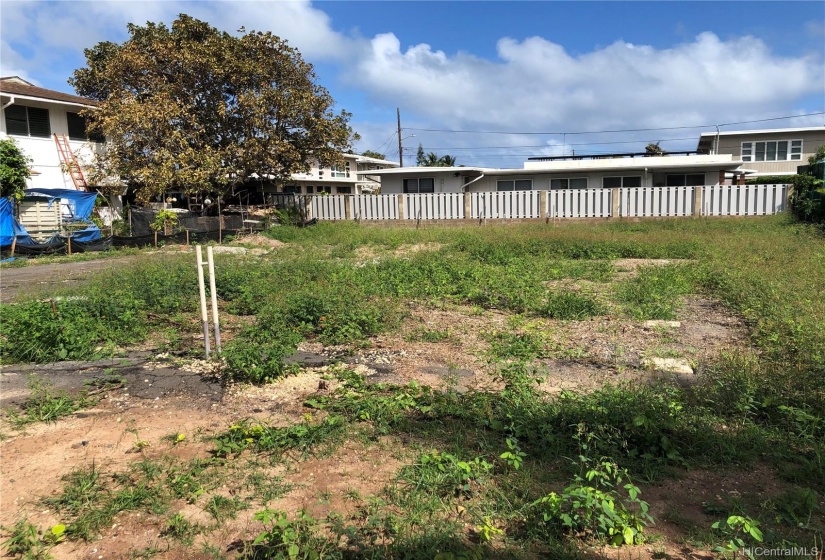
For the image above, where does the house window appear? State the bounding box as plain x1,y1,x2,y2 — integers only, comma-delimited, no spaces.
741,140,802,162
305,186,314,194
496,179,533,191
66,112,104,143
550,178,588,190
403,178,435,193
666,174,706,187
603,176,642,189
317,186,331,194
4,105,50,138
283,185,301,194
336,186,352,194
330,162,351,178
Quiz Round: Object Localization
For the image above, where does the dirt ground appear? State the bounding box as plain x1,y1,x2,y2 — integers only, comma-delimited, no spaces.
0,257,794,560
0,258,125,303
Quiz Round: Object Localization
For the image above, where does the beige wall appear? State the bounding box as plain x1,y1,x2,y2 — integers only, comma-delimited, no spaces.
713,130,825,175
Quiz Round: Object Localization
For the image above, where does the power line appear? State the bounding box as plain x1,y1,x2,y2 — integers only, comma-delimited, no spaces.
425,136,699,151
405,112,825,136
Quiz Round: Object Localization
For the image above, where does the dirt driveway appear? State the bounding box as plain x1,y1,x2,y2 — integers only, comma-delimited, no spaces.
0,259,125,303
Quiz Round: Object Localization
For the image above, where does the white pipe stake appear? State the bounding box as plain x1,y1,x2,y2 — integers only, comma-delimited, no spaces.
196,245,211,358
206,246,221,353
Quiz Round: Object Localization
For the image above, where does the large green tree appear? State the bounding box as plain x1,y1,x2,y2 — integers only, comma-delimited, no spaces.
0,138,32,201
71,15,358,202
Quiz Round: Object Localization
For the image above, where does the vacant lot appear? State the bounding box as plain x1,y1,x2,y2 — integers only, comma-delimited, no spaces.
1,217,823,560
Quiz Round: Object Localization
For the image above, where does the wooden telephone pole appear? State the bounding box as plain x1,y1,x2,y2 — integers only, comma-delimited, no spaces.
397,108,403,167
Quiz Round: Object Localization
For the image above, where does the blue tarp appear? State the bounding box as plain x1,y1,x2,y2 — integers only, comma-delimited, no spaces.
0,198,30,246
24,188,98,221
0,190,101,247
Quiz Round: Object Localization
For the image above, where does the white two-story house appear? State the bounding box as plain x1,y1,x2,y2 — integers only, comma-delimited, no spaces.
1,76,104,191
281,153,399,195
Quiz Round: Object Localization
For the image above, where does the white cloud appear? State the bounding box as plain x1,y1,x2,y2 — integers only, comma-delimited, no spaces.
353,31,824,136
0,0,352,83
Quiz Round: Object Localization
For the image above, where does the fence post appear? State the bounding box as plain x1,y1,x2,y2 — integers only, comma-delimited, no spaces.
540,191,548,222
397,194,405,220
344,196,352,220
304,196,313,221
692,187,703,217
463,192,471,220
611,188,620,218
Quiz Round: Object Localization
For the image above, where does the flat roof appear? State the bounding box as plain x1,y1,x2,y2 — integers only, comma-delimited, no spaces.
361,156,744,177
699,126,825,138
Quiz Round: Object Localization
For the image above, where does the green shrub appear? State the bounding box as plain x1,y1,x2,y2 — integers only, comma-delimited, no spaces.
532,456,653,546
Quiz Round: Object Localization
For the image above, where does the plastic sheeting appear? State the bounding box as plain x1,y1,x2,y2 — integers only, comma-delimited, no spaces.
0,191,102,246
0,198,29,246
24,189,98,221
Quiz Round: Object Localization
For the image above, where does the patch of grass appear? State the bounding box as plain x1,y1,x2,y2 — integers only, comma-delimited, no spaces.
618,264,696,320
242,470,292,503
205,495,248,523
1,520,65,560
406,327,451,343
540,290,605,320
487,331,546,360
213,416,347,458
7,379,93,427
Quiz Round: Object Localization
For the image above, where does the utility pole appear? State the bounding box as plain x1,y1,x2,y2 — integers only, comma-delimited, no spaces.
397,107,403,167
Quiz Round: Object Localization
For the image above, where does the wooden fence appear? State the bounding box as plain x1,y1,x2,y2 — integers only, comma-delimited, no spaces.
302,184,789,221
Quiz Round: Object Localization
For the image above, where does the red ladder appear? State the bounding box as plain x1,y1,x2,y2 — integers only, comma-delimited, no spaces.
53,134,89,190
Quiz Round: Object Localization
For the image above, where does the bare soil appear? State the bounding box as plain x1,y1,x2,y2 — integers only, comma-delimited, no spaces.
0,258,784,560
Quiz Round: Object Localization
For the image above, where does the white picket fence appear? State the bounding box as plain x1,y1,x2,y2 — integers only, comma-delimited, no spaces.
404,193,464,220
352,194,399,220
702,184,788,216
306,185,789,221
548,189,612,218
619,186,695,218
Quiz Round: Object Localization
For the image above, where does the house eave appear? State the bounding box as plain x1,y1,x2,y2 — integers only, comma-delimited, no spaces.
0,92,97,110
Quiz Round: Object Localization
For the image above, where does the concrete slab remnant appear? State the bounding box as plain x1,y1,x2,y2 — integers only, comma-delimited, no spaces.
643,320,681,329
645,357,694,375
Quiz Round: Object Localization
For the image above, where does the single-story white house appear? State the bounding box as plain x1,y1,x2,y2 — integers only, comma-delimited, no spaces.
370,153,749,194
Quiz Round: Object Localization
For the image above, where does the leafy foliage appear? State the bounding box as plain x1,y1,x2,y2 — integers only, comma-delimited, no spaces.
149,209,179,233
0,138,32,201
360,150,386,160
243,509,340,560
71,15,358,202
789,144,825,223
712,515,764,558
1,520,65,560
532,456,653,546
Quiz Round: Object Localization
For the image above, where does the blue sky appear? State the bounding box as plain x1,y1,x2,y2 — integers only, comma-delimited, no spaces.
2,1,824,167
